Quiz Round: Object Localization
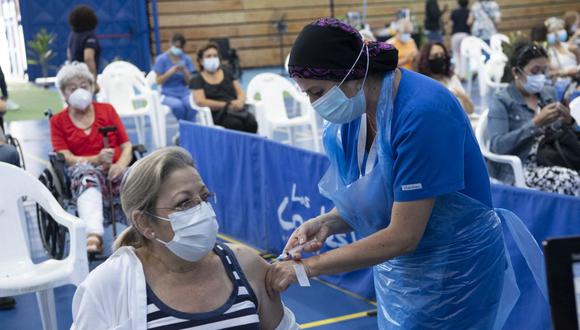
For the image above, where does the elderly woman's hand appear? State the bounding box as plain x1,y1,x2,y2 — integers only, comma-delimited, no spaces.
108,163,126,180
265,261,311,298
98,148,114,165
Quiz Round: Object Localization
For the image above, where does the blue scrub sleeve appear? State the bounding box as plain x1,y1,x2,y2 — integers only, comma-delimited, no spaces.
153,54,168,75
185,56,196,74
391,107,466,201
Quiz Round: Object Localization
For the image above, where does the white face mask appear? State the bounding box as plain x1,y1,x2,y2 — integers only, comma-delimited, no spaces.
399,33,412,43
152,202,219,262
68,88,93,111
203,57,220,73
311,44,369,124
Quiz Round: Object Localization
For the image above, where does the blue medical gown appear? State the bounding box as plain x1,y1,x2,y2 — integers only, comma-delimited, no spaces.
319,70,546,329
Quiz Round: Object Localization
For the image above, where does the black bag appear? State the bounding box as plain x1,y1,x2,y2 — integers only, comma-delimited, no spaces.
537,127,580,171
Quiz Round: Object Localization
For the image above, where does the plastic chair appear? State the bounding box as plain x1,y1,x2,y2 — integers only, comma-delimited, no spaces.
0,162,88,330
490,33,510,55
247,73,321,152
189,93,215,126
460,36,492,102
483,52,509,93
475,110,527,188
569,96,580,124
97,61,167,148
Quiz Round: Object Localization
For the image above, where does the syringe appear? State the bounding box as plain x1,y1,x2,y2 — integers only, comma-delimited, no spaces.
275,239,318,261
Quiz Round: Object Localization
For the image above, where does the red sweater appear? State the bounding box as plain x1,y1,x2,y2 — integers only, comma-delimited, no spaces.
50,102,129,162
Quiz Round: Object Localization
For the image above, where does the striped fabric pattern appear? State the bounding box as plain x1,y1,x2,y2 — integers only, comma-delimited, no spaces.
146,243,260,329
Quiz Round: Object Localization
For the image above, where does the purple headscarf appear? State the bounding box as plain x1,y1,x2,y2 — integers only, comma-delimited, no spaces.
288,18,398,81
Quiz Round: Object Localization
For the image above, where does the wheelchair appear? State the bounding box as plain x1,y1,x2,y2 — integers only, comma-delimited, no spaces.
36,110,147,260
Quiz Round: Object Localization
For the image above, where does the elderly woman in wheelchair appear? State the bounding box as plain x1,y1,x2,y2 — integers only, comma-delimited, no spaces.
50,62,132,255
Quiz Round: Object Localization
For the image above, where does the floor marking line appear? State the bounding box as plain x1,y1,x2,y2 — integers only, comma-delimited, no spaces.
299,309,376,329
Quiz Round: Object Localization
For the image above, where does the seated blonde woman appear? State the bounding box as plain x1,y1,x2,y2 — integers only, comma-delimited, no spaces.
71,147,298,329
545,17,580,80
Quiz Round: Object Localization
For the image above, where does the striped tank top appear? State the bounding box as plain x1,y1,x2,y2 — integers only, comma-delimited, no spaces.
145,243,260,329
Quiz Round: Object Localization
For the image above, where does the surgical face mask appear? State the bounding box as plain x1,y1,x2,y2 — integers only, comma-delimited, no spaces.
203,57,220,73
399,33,412,43
558,30,568,42
312,44,369,124
428,57,447,75
152,202,219,262
170,46,183,57
68,88,93,111
520,71,546,94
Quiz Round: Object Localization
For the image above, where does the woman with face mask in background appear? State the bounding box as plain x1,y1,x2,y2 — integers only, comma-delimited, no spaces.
190,43,257,133
51,62,133,254
545,17,580,81
71,147,298,330
267,18,546,329
416,42,475,114
387,19,418,70
487,43,579,195
154,33,198,122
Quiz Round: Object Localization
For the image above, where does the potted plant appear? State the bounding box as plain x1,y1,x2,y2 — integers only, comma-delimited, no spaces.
26,28,57,84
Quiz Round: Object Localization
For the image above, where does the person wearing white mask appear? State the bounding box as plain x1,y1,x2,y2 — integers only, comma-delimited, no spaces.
487,43,579,195
268,18,547,329
387,19,418,70
191,43,257,133
51,62,133,254
71,147,298,329
545,17,580,80
154,33,198,122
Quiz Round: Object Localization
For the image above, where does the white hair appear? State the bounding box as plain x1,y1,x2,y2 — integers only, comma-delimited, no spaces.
545,17,565,32
55,62,94,93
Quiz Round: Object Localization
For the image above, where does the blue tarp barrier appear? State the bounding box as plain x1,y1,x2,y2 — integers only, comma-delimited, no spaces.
20,0,151,80
180,121,580,329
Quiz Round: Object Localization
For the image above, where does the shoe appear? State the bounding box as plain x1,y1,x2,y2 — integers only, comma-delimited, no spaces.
87,234,103,255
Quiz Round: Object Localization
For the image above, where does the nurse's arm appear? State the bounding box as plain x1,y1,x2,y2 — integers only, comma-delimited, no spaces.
304,198,434,276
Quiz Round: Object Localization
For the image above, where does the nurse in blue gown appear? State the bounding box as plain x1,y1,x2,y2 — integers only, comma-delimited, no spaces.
266,18,546,330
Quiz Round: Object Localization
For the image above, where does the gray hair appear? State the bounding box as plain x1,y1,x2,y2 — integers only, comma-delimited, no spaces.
545,17,565,32
55,62,94,93
113,147,196,251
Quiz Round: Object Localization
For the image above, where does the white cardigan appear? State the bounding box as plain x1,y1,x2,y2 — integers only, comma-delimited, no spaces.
71,246,298,330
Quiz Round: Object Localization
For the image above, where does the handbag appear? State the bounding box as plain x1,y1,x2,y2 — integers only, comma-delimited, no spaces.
536,126,580,171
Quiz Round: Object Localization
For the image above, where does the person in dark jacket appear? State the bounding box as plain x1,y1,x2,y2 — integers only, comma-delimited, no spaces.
424,0,447,43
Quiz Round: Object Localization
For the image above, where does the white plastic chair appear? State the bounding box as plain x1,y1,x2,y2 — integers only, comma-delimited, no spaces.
0,163,88,330
570,97,580,124
97,61,167,148
475,110,527,188
247,73,321,152
461,36,492,102
189,93,215,126
483,52,509,93
490,33,510,55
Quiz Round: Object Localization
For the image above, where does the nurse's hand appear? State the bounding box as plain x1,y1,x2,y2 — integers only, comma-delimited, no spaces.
282,218,330,260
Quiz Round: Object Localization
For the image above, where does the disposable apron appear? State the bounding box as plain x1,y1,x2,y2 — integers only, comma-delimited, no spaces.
318,71,547,329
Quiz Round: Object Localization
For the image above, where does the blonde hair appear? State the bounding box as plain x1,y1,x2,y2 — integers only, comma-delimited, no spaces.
113,147,195,251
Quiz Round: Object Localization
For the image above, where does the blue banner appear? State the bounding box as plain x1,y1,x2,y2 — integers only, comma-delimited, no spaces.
180,121,580,329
